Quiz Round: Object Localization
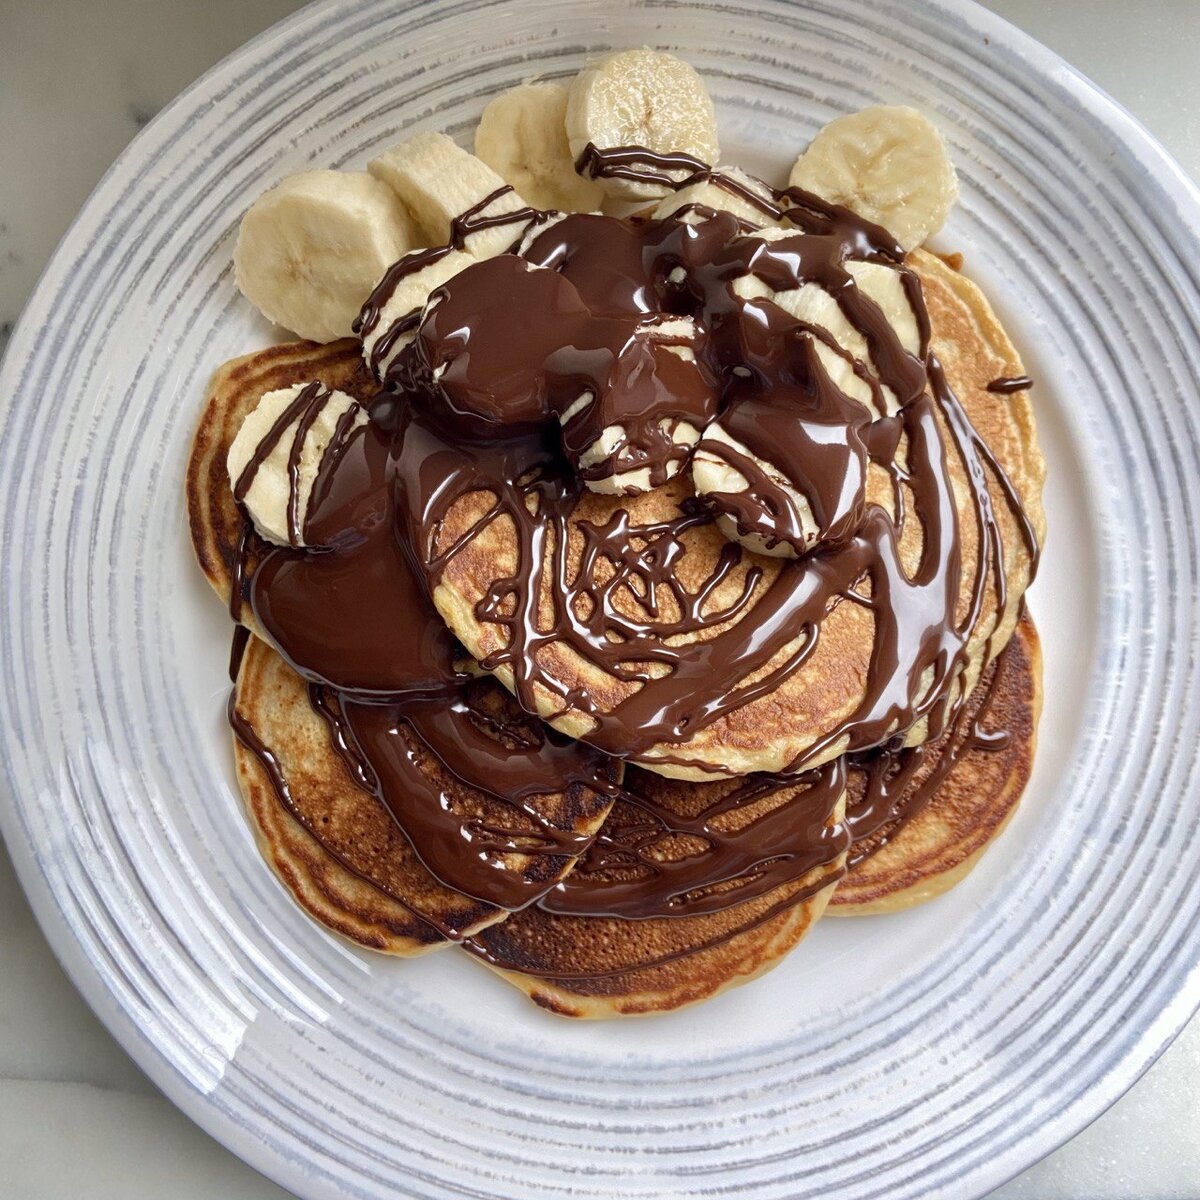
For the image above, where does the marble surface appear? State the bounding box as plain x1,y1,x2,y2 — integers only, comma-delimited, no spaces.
1,1,1198,1197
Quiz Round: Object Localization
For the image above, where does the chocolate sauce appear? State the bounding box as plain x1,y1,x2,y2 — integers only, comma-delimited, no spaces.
249,419,464,698
844,622,1019,865
575,142,709,189
393,254,720,489
329,683,616,909
225,146,1041,931
986,374,1033,394
541,760,847,919
701,326,872,554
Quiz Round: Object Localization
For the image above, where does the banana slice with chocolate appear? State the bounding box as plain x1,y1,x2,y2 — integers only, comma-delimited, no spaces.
226,381,367,547
566,49,720,201
476,82,606,212
558,315,715,496
789,106,958,252
692,330,871,558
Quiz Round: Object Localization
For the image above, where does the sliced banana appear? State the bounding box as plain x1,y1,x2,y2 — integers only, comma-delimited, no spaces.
732,259,919,416
846,261,920,356
578,418,703,496
692,427,815,558
227,383,368,547
788,105,958,252
233,170,415,344
562,316,710,495
369,132,534,258
359,248,476,381
566,49,720,202
475,82,606,213
652,165,779,228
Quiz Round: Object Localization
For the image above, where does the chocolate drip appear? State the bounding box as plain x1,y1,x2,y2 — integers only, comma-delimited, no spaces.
986,374,1033,394
249,418,464,698
227,680,464,940
575,142,709,189
541,760,847,919
701,326,872,554
461,880,826,980
229,624,250,682
844,619,1020,865
318,682,616,909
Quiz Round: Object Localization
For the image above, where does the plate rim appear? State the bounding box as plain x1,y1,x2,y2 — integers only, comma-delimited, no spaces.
2,1,1199,1197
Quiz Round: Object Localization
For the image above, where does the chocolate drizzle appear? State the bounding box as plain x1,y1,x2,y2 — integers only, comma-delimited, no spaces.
575,142,709,189
843,622,1018,865
542,760,847,919
225,145,1041,939
986,374,1033,394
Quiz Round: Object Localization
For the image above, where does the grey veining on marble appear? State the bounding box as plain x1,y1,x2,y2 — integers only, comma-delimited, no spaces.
1,1,1198,1197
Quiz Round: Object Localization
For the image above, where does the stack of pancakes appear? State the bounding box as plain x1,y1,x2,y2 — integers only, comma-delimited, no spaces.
188,239,1044,1017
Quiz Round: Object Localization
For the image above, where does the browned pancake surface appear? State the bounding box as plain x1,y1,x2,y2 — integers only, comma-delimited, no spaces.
832,612,1042,914
467,771,846,1018
233,633,615,948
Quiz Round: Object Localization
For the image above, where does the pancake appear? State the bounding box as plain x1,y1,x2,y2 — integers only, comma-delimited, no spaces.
231,631,616,947
187,233,1045,1003
236,691,438,954
465,768,847,1018
832,610,1042,914
229,610,1039,1003
421,234,1045,781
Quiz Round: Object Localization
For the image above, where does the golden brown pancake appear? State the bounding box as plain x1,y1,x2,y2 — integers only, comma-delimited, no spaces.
232,632,616,948
236,696,439,954
468,881,836,1018
465,773,846,1018
832,610,1042,914
188,253,1046,1008
228,611,1040,1005
427,249,1045,780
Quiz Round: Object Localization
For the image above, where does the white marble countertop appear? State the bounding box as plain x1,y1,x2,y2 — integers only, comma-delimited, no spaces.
2,1,1198,1196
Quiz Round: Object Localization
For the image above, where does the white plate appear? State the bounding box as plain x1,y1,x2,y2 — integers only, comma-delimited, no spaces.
2,2,1199,1197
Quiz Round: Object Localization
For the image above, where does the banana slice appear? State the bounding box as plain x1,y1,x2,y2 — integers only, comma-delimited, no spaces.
652,165,779,228
845,261,920,356
731,258,919,416
227,383,368,547
566,49,720,202
788,105,958,252
369,132,534,258
691,330,871,560
692,427,816,558
565,316,710,495
233,170,415,344
359,248,476,381
475,82,606,212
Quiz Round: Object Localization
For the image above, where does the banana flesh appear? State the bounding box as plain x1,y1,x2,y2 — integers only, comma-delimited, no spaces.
226,384,367,547
789,105,958,251
233,170,415,344
369,131,533,258
475,82,606,212
566,49,720,202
